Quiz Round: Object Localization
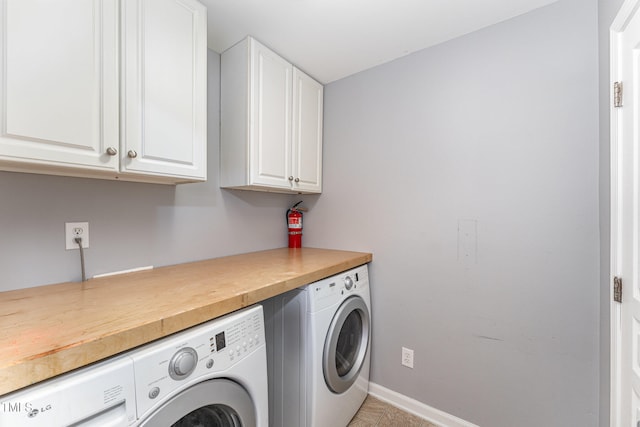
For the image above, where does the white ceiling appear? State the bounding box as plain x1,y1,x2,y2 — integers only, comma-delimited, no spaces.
202,0,558,84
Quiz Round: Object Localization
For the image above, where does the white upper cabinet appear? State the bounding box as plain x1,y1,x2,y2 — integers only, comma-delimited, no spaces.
220,37,323,194
121,0,207,181
248,39,293,190
0,0,120,173
0,0,207,184
292,68,323,193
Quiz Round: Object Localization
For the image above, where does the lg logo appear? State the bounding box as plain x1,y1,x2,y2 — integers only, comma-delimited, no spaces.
0,401,52,418
27,404,52,418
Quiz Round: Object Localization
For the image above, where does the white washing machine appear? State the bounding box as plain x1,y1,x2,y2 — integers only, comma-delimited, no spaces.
0,304,268,427
131,304,268,426
264,264,371,427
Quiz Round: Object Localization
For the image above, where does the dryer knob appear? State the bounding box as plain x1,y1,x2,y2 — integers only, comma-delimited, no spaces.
169,347,198,380
344,276,354,290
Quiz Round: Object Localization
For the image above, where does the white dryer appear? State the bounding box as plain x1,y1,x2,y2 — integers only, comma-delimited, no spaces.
131,304,269,427
307,264,371,426
264,264,371,427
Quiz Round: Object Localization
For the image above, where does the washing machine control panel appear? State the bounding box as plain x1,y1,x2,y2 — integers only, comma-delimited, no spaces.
130,305,265,420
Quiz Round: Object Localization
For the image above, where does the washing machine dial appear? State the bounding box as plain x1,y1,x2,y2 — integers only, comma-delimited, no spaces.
169,347,198,380
344,276,354,290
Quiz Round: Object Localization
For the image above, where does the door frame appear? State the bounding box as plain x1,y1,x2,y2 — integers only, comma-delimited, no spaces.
610,1,640,425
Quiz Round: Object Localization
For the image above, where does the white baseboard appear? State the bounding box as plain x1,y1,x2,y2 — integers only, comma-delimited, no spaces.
368,382,480,427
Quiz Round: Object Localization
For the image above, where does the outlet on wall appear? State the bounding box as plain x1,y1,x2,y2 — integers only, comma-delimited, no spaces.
65,222,89,250
402,346,414,368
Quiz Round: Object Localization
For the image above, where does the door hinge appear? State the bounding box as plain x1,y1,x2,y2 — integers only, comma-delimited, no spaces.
614,81,623,108
614,276,623,303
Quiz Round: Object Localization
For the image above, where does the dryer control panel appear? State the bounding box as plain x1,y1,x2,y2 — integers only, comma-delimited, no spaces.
306,264,370,312
130,305,265,419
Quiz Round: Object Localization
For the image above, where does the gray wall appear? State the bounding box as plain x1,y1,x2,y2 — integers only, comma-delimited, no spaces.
0,51,295,291
302,0,600,425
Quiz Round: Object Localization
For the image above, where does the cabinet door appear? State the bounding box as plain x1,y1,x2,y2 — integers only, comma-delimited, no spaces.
0,0,119,171
122,0,207,181
249,39,293,190
292,68,323,193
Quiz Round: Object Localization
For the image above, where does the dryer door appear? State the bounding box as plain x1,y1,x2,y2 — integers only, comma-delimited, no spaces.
137,379,256,426
323,296,371,394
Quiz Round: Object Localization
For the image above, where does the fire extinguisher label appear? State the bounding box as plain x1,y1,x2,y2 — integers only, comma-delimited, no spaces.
288,218,302,229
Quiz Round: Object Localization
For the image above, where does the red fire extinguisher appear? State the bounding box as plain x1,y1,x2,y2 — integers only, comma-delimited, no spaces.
287,201,305,248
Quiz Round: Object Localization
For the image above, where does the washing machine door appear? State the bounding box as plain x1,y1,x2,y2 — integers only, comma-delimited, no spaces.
323,295,371,394
137,379,256,427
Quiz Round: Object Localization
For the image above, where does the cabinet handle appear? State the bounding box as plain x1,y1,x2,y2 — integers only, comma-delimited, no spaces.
294,178,300,183
106,147,118,156
128,150,138,159
288,176,294,181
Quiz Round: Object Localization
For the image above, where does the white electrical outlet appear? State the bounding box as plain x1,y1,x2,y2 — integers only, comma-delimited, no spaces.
65,222,89,250
402,347,414,368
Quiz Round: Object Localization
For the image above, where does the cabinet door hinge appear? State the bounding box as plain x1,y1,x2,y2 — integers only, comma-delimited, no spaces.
614,276,623,303
614,81,623,108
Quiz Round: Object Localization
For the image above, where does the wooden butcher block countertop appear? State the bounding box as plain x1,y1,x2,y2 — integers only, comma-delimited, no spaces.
0,247,372,396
